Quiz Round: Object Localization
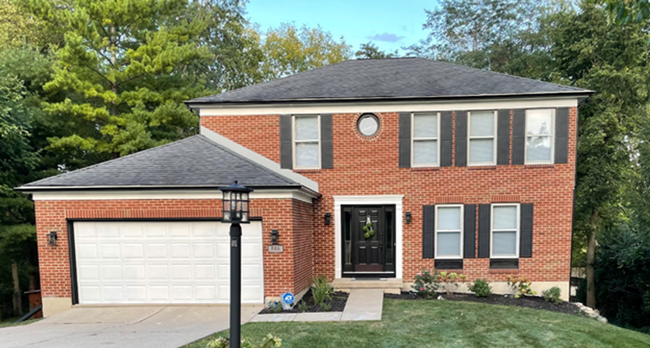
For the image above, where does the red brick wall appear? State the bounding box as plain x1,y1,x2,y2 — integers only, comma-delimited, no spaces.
35,198,312,299
202,107,577,284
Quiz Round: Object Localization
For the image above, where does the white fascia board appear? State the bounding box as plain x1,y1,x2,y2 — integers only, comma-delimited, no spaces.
196,96,580,117
29,189,315,203
200,126,318,192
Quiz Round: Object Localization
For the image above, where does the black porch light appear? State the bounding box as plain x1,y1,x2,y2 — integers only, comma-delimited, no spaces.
405,211,412,224
219,180,253,348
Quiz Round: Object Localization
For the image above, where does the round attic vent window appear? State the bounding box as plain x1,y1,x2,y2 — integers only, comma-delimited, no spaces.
357,113,380,137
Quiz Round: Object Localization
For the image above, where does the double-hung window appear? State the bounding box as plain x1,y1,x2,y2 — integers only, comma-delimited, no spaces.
491,204,520,258
435,205,463,259
412,113,439,167
525,109,554,164
468,110,497,165
293,115,320,169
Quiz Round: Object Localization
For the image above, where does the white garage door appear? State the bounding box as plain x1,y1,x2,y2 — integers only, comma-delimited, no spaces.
73,221,264,304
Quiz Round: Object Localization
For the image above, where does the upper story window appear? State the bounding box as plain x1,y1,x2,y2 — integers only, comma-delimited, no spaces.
412,112,439,167
293,115,320,169
435,204,463,259
491,203,520,258
468,110,497,165
525,109,554,164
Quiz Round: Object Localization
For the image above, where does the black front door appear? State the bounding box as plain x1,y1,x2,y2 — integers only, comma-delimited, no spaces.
342,205,396,277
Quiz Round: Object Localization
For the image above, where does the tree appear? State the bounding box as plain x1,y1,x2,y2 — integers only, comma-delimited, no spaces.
604,0,650,23
0,0,59,49
355,42,398,59
19,0,245,166
259,23,352,80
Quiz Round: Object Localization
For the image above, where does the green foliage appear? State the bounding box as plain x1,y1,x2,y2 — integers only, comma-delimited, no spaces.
595,224,650,332
468,279,492,297
412,270,440,299
312,275,333,306
259,23,351,80
507,275,536,298
354,42,398,59
297,300,308,312
542,287,563,305
319,302,332,312
438,271,467,296
604,0,650,24
207,334,282,348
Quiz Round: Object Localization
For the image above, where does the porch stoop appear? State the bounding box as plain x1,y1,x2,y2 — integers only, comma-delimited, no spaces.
331,278,403,294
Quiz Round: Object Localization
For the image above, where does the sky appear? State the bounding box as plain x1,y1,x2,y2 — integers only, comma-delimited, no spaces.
245,0,434,55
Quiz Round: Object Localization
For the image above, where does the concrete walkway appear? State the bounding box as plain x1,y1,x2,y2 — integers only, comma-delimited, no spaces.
0,305,261,348
250,289,384,322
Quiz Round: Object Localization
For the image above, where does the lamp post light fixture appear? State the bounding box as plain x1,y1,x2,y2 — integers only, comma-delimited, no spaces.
219,180,253,348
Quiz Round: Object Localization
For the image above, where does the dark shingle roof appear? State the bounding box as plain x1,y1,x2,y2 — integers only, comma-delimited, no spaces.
187,58,591,104
20,135,300,189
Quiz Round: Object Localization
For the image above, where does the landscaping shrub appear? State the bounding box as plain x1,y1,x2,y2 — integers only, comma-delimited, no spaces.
542,286,563,304
438,271,466,295
412,270,439,299
207,334,282,348
506,275,536,298
312,275,333,306
297,300,308,312
468,279,492,297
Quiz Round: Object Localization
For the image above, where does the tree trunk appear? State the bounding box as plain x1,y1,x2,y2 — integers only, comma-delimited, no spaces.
12,261,23,317
586,230,596,308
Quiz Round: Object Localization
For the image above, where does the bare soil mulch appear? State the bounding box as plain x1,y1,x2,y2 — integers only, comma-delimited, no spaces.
259,289,348,314
384,292,581,316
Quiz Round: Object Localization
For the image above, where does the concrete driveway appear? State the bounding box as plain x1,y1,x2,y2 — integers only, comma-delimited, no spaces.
0,305,261,348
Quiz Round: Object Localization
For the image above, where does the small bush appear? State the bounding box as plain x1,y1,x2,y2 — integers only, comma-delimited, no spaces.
297,300,308,312
267,301,282,313
506,275,536,298
412,270,440,299
542,286,563,304
207,334,282,348
438,271,467,295
319,302,332,311
312,275,333,306
468,279,492,297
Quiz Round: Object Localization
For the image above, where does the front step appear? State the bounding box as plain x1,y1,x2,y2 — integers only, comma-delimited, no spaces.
331,278,403,294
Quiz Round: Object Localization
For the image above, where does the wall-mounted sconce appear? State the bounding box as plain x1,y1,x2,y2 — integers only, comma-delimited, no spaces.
270,229,279,245
324,212,332,225
47,231,58,246
405,212,412,224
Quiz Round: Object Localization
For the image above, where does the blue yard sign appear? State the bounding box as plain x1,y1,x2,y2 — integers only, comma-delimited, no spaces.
282,292,294,305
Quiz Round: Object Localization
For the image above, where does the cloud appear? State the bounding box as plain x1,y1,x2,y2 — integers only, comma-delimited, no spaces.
366,33,405,43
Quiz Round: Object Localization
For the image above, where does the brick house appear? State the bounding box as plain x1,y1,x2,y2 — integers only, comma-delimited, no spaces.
18,58,592,316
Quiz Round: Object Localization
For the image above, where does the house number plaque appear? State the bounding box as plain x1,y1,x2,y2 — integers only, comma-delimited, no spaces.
267,245,284,253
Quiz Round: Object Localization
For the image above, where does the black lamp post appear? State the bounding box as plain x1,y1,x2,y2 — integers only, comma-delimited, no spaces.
219,180,253,348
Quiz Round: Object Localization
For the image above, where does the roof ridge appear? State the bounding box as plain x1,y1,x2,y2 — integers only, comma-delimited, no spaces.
26,136,201,186
194,135,299,185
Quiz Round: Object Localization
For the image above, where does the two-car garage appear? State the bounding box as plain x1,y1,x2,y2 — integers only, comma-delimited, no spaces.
71,221,265,305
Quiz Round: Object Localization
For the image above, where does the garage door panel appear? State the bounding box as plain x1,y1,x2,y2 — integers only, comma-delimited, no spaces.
74,221,264,304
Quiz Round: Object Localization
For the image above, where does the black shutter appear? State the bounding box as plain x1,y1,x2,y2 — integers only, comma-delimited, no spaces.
423,205,435,258
512,109,526,165
455,111,468,167
320,114,333,169
478,204,491,258
555,108,569,164
463,204,476,258
520,203,534,258
279,114,293,169
440,111,453,167
497,109,511,165
398,112,411,168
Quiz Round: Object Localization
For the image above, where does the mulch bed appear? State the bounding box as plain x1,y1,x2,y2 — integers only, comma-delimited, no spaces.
385,292,581,316
259,289,349,314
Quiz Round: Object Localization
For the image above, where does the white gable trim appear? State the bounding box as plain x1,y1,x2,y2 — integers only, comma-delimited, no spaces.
196,97,579,117
200,126,318,192
29,189,315,203
333,195,404,279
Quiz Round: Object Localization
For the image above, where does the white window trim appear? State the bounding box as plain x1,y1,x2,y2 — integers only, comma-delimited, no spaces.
467,110,498,166
524,109,555,165
434,204,464,259
490,203,520,259
411,112,441,167
292,114,321,169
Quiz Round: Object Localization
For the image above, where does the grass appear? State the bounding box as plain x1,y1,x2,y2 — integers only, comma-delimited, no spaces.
0,317,40,328
184,299,650,348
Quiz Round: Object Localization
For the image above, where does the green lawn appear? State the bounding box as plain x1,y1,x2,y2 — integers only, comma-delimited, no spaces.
185,299,650,348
